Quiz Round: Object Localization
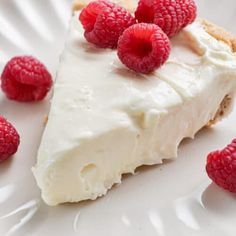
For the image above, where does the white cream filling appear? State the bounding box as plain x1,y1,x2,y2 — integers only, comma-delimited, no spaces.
33,14,236,205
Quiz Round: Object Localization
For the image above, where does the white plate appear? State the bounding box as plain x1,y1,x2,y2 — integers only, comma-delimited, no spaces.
0,0,236,235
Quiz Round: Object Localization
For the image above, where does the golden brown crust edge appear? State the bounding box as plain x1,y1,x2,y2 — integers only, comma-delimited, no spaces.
206,95,233,127
72,0,86,12
199,18,236,53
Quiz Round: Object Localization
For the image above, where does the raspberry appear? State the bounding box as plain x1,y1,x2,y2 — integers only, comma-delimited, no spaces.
1,56,53,102
117,23,170,74
0,116,20,162
79,0,136,48
206,139,236,193
135,0,197,37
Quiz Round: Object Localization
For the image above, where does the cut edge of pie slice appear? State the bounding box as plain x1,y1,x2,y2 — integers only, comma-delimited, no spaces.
33,1,236,205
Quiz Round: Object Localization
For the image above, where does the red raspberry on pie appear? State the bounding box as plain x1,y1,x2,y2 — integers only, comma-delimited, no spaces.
117,23,171,74
1,56,52,102
206,139,236,193
79,0,136,48
135,0,197,37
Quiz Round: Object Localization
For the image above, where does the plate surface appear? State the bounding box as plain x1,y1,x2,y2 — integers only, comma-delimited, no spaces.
0,0,236,235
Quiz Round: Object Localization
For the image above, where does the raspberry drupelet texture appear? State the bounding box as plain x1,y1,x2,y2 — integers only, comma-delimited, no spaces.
206,139,236,193
0,116,20,162
117,23,171,74
79,0,136,48
1,56,52,102
135,0,197,37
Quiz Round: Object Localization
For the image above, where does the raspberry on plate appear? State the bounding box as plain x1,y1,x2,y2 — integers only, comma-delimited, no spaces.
1,56,53,102
135,0,197,37
117,23,170,74
206,139,236,193
0,116,20,163
79,0,136,48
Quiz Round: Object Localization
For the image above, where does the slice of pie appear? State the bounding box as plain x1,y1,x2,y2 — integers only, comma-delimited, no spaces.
33,0,236,205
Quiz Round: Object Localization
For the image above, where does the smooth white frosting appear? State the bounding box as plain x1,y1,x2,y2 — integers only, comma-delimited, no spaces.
33,13,236,205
